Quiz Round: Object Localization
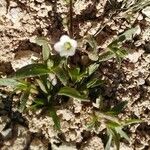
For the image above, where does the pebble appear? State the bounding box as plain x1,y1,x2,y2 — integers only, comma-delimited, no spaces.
142,6,150,19
1,128,12,139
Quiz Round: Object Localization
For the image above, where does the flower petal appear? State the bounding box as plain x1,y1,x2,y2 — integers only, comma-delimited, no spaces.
54,42,63,52
67,48,76,56
59,48,75,57
60,35,70,43
70,39,77,49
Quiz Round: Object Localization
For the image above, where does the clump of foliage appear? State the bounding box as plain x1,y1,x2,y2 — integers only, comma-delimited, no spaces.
0,26,141,149
0,0,143,149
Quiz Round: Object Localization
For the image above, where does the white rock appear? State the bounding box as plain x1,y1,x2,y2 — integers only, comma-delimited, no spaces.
7,7,25,26
0,0,7,16
52,144,77,150
11,50,40,71
81,136,104,150
142,6,150,18
1,128,12,138
126,49,144,63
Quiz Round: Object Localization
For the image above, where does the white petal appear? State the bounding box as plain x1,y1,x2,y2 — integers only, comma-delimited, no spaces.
60,35,70,43
70,39,77,49
59,50,69,57
54,42,63,52
67,48,76,56
59,48,75,57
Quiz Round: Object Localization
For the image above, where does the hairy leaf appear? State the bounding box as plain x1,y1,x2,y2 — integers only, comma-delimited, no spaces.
49,108,60,130
53,66,69,86
36,79,48,93
0,78,23,87
116,127,130,142
123,119,143,126
36,37,51,60
58,87,88,101
105,129,113,150
19,90,30,112
98,51,115,62
11,64,51,79
87,78,103,88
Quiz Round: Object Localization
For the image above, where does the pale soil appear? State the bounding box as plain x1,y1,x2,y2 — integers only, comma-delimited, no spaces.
0,0,150,150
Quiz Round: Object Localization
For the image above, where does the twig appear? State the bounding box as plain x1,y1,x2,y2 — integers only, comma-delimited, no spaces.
69,0,73,37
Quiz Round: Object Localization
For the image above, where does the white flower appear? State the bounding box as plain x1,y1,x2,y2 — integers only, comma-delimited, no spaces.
54,35,77,57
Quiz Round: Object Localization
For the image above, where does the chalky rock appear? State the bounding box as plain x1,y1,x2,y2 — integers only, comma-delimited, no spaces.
0,0,7,16
142,6,150,19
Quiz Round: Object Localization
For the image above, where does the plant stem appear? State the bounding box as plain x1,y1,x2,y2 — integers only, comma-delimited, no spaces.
69,0,73,37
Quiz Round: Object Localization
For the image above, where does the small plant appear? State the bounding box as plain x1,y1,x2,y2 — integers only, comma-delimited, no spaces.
88,100,142,150
0,25,141,149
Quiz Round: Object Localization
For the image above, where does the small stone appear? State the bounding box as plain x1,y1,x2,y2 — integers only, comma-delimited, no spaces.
137,14,143,21
81,136,104,150
35,0,45,3
30,138,47,150
7,7,25,26
0,0,7,16
142,6,150,18
126,49,144,63
1,128,12,139
11,50,40,71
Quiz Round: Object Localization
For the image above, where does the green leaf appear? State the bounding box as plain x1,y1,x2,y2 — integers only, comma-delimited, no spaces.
49,108,60,130
58,87,88,101
53,66,69,86
105,130,113,150
68,68,80,81
86,78,103,88
30,98,45,110
88,63,99,76
0,78,23,87
85,35,98,61
116,127,130,142
120,26,140,41
87,114,99,130
36,37,51,61
11,64,51,79
34,98,45,105
36,79,48,93
19,90,30,112
106,121,121,129
113,129,120,150
123,119,143,126
88,52,99,61
98,51,115,62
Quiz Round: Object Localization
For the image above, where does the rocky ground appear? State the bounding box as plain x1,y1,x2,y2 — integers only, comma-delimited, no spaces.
0,0,150,150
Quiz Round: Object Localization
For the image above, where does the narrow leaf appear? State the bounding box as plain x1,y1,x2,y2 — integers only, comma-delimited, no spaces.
53,67,69,86
58,87,88,101
105,132,113,150
116,127,130,142
88,63,99,76
123,119,143,126
11,64,51,79
98,51,115,62
19,90,30,112
49,108,60,130
36,79,48,93
36,37,51,60
87,78,103,88
0,78,23,87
